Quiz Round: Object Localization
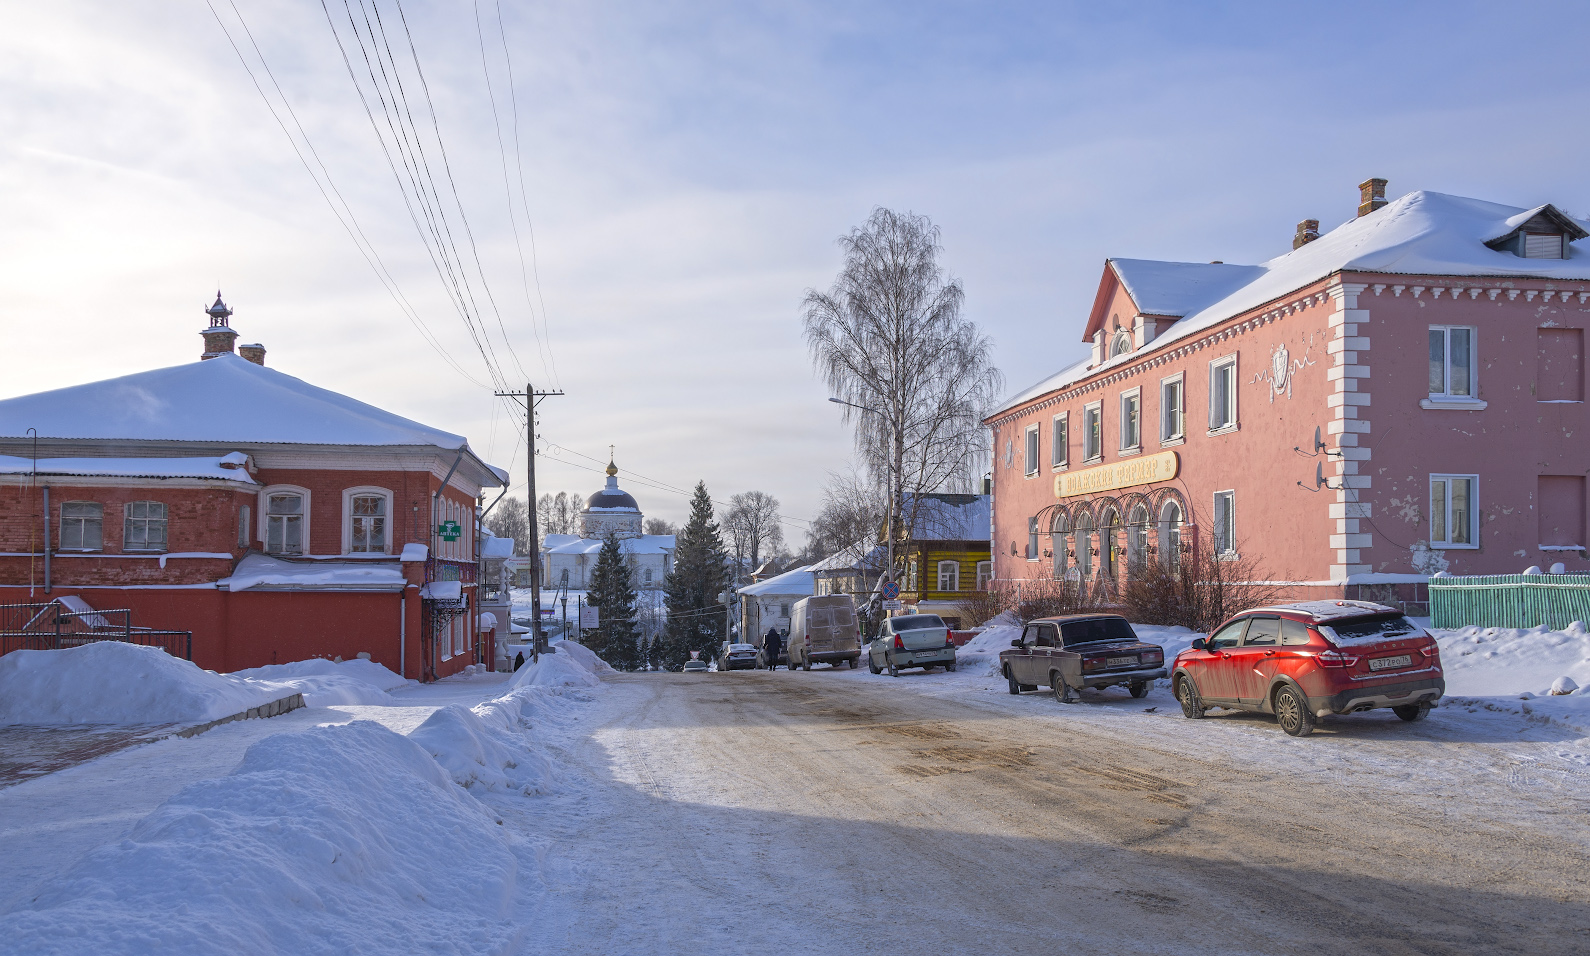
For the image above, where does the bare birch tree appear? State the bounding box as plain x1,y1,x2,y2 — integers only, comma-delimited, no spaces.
723,491,785,581
485,496,531,555
803,208,1003,587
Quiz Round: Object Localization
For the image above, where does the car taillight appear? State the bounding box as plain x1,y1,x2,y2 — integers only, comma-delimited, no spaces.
1142,650,1163,664
1082,658,1101,672
1317,649,1358,668
1420,643,1441,662
893,635,904,650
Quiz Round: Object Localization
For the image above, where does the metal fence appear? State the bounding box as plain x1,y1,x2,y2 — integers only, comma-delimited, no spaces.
0,603,193,660
1428,574,1590,630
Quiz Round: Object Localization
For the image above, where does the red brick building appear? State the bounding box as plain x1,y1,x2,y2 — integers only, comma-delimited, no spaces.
0,296,506,679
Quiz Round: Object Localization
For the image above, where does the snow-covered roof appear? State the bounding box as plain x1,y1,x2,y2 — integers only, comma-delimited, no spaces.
480,534,516,559
903,494,991,541
0,353,507,483
219,554,405,592
1110,260,1266,318
808,542,885,574
0,454,258,483
993,190,1590,417
543,534,676,556
738,566,815,597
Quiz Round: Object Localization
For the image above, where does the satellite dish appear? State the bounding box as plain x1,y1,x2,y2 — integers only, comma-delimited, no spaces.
1315,461,1325,489
1314,426,1327,454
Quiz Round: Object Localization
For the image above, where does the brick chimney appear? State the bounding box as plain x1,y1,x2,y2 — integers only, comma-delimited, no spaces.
1357,178,1387,218
1293,219,1321,249
200,291,238,360
238,343,266,366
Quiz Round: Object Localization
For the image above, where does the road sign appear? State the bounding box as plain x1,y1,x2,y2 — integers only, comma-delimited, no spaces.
437,520,462,541
579,606,600,628
881,581,900,600
882,599,903,611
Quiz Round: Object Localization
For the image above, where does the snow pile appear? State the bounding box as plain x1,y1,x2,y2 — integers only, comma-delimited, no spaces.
955,623,1023,677
0,721,521,956
1432,622,1590,732
508,647,603,690
552,639,617,675
0,642,284,726
230,658,413,707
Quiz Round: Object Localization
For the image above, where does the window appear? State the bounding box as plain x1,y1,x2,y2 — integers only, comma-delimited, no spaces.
907,558,918,591
1280,619,1312,646
1428,327,1475,399
1102,508,1120,579
1119,389,1141,451
1024,424,1040,477
1243,617,1281,646
1127,504,1149,575
238,505,251,549
1074,512,1094,578
975,561,992,590
349,494,387,553
1028,516,1039,560
265,491,305,554
1209,619,1246,649
1430,475,1477,548
1209,356,1237,431
59,501,103,551
123,501,167,552
1161,374,1184,442
1051,511,1068,576
1111,331,1132,357
1035,624,1058,647
1083,403,1102,461
1051,415,1068,468
1213,491,1236,555
1524,233,1565,259
937,560,960,592
780,602,790,618
643,568,653,586
1159,501,1183,572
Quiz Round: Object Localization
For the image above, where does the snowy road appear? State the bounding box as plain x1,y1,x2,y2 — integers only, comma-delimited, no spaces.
513,668,1590,956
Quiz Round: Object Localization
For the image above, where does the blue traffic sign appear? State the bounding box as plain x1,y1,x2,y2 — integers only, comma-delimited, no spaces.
881,581,900,600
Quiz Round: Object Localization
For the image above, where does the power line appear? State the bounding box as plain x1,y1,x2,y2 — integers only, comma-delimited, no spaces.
542,446,813,530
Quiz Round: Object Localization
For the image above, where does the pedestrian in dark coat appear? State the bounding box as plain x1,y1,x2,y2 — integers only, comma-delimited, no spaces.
763,627,783,669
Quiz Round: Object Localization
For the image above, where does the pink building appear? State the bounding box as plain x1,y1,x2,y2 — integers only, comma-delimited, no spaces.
985,180,1590,611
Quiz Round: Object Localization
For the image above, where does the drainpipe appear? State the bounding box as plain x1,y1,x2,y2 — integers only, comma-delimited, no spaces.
426,449,466,681
42,484,51,595
399,591,406,679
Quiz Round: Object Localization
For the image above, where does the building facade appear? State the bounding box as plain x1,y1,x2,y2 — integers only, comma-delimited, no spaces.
0,296,506,680
898,493,992,627
986,182,1590,611
540,460,675,591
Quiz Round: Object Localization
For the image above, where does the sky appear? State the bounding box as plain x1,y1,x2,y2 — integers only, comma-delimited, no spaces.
2,0,1588,540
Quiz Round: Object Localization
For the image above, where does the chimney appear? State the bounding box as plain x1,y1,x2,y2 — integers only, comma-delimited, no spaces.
199,291,238,360
239,343,267,366
1293,219,1321,249
1357,178,1387,218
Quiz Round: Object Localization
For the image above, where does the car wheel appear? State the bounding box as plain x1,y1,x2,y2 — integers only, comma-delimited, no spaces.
848,657,857,669
945,660,956,673
869,658,881,675
1129,682,1149,699
1393,701,1432,722
1006,669,1021,695
1051,676,1077,704
1176,675,1205,719
1274,684,1315,737
803,661,811,671
888,662,899,677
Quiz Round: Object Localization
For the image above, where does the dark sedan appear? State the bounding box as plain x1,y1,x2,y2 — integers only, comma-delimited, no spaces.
1000,614,1167,702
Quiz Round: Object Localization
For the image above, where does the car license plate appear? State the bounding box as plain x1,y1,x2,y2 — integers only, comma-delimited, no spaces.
1106,655,1137,668
1369,654,1412,671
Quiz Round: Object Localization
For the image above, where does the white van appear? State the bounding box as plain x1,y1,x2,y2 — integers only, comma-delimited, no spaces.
786,595,862,670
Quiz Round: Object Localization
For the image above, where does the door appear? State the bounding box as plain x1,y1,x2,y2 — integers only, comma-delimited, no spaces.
1009,624,1043,683
1197,618,1249,702
1229,616,1280,704
811,604,834,654
1029,623,1060,685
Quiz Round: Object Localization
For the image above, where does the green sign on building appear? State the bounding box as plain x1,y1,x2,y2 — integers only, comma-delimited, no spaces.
437,520,462,542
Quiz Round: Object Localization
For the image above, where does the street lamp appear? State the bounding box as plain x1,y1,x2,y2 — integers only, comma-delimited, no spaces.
828,397,898,615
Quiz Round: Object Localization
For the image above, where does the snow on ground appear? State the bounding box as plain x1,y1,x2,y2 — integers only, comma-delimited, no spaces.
229,657,413,707
1429,620,1590,733
0,641,613,956
0,643,286,725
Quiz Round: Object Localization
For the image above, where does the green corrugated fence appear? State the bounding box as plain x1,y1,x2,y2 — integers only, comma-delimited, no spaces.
1429,574,1590,630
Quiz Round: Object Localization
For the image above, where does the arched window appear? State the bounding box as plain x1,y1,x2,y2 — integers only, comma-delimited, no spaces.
1051,511,1069,577
1160,501,1184,573
1111,330,1133,357
342,487,393,554
1102,508,1121,580
643,567,653,587
1127,504,1149,575
937,560,960,592
260,486,309,555
1074,512,1094,578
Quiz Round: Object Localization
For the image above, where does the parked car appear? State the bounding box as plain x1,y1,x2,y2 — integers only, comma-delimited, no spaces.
717,642,760,671
787,595,863,670
867,613,958,676
1000,615,1166,702
682,659,710,673
1170,600,1444,737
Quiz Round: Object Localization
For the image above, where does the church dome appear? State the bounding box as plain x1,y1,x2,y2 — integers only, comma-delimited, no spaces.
581,454,642,537
587,487,639,511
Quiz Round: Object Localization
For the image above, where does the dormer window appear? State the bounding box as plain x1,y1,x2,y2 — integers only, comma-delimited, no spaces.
1483,203,1586,260
1111,331,1132,357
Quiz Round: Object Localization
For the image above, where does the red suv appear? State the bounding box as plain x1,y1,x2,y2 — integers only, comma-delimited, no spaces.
1170,601,1443,737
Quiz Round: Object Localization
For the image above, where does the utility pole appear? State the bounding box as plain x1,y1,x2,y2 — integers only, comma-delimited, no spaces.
495,382,564,661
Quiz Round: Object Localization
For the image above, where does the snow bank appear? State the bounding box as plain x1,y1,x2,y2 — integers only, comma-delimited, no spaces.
0,643,283,726
509,647,603,690
0,721,521,956
230,658,412,707
552,639,617,675
1433,622,1590,697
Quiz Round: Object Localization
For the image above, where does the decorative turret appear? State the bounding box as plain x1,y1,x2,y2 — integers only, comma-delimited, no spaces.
200,291,239,360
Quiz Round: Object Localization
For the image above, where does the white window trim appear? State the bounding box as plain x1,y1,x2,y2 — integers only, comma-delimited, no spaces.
1160,372,1185,444
937,560,960,592
1024,423,1040,478
1051,413,1068,470
1213,489,1237,558
58,500,105,552
1208,354,1238,435
1119,387,1142,453
1427,325,1478,402
1082,401,1103,462
1027,516,1040,562
1430,474,1480,550
122,500,169,553
975,560,992,590
342,486,395,555
259,485,311,556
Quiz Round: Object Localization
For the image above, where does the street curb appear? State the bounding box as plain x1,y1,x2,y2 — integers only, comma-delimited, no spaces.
171,693,306,740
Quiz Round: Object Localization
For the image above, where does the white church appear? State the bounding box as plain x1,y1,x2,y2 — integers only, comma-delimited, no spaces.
541,458,676,591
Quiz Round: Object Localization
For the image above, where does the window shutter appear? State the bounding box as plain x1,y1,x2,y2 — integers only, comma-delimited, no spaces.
1524,234,1565,259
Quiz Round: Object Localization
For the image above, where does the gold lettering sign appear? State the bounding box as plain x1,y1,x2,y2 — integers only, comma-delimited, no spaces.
1054,451,1180,498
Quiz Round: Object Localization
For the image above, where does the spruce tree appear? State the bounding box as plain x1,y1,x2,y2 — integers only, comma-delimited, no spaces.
662,481,730,669
587,531,640,669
